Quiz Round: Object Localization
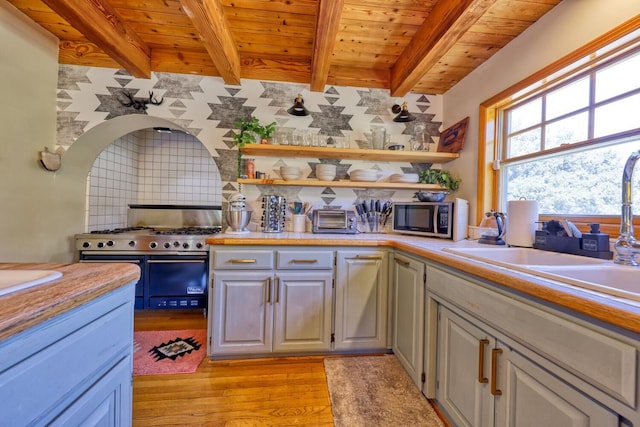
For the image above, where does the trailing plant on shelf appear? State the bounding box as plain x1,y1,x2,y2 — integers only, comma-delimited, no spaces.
418,168,461,192
232,116,277,177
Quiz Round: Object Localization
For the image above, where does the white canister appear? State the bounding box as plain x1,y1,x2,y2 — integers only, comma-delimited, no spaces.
505,200,539,247
292,214,306,233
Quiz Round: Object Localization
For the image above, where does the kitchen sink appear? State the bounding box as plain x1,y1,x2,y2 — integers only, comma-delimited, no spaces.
443,247,608,267
528,265,640,300
443,247,640,301
0,270,62,297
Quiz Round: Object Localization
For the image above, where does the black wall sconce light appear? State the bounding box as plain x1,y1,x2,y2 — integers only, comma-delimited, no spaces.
287,93,310,116
391,101,416,122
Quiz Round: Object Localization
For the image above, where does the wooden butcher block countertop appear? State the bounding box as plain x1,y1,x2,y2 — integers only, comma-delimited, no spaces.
207,232,640,335
0,262,140,342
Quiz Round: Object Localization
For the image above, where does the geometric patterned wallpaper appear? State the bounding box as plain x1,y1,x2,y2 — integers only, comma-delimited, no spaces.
57,65,443,230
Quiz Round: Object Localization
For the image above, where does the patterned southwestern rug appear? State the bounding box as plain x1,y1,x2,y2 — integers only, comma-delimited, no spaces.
324,354,445,427
133,329,207,376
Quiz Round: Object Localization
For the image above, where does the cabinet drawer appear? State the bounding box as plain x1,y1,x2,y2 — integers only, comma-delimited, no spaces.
428,266,638,408
213,250,274,269
277,250,334,269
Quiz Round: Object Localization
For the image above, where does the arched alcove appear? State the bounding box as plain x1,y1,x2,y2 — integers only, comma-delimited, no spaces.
60,115,222,231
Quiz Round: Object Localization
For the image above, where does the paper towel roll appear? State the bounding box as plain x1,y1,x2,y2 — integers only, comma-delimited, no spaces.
505,200,539,247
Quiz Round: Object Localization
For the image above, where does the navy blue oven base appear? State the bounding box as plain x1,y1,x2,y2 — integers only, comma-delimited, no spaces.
80,253,208,310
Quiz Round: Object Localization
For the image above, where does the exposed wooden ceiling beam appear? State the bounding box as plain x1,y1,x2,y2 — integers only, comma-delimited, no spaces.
390,0,497,97
310,0,345,92
41,0,151,78
180,0,241,85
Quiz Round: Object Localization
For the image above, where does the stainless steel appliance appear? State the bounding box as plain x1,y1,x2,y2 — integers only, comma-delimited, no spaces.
76,205,221,310
312,209,357,234
261,195,286,233
391,198,468,241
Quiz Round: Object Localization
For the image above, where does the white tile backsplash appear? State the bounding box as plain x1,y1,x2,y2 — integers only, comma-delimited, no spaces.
86,129,221,231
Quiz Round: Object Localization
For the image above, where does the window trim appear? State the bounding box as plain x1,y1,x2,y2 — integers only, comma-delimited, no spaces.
477,15,640,236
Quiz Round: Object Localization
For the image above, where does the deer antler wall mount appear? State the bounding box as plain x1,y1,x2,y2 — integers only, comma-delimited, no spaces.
118,90,164,111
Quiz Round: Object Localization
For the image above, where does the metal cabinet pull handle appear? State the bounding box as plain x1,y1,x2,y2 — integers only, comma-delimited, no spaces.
356,255,383,260
478,339,489,384
229,259,257,263
274,277,280,303
290,259,318,263
491,348,503,396
394,258,410,266
266,277,271,304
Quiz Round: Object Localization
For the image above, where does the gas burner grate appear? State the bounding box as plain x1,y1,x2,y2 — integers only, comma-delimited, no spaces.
153,227,222,236
90,226,154,234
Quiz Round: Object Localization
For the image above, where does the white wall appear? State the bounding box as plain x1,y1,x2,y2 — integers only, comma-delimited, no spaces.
0,2,61,261
443,0,640,222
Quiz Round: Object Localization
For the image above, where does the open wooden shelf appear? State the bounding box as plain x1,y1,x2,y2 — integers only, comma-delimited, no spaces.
238,178,445,190
240,144,458,163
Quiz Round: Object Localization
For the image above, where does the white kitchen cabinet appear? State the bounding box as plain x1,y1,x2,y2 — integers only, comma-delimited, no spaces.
211,270,273,355
390,252,425,389
273,271,333,353
210,248,333,356
427,264,636,426
437,306,617,427
334,249,388,351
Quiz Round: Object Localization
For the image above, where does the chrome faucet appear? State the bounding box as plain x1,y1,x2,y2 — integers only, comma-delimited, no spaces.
614,149,640,266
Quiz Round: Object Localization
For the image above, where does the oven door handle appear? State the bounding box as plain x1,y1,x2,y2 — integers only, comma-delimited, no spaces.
147,260,206,264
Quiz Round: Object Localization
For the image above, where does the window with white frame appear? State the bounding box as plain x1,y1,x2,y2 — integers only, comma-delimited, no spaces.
497,29,640,216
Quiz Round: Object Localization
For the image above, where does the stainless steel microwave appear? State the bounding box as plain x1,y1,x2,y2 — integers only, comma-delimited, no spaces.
391,198,468,241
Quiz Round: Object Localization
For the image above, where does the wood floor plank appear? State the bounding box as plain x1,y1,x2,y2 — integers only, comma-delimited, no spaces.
133,310,334,426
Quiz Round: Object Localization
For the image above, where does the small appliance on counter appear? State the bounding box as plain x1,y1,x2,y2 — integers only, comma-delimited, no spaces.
261,195,286,233
391,198,468,241
312,209,358,234
225,192,252,234
478,210,506,245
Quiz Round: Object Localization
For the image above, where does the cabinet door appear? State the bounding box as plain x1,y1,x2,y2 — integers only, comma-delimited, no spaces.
273,271,333,352
437,306,495,427
211,271,273,355
495,345,618,427
335,250,388,350
391,253,425,388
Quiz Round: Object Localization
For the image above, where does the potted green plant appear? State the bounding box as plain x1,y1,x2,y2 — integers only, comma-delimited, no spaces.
418,168,461,192
232,116,277,177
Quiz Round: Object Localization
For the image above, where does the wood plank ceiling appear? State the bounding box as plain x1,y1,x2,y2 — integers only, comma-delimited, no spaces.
7,0,562,95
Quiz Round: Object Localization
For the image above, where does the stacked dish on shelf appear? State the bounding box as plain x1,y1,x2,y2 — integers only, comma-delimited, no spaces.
349,169,379,182
280,166,302,181
389,173,419,183
316,164,337,181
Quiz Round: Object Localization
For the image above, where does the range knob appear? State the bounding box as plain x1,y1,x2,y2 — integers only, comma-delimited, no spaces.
106,240,115,247
196,242,204,249
164,242,171,249
82,241,91,248
97,242,104,248
128,240,136,247
173,241,180,247
149,242,157,249
182,242,190,249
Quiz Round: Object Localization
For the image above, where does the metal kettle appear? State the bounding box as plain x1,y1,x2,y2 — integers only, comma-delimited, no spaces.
479,210,507,245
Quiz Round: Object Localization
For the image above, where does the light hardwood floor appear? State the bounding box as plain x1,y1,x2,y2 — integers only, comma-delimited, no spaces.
132,310,334,426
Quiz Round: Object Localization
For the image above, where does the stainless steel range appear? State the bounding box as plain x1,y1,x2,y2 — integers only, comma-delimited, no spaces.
76,205,221,310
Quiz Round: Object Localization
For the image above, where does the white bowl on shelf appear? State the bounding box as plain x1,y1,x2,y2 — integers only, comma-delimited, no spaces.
282,173,302,181
317,174,336,181
390,173,419,183
349,169,379,182
280,166,301,180
316,164,336,181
